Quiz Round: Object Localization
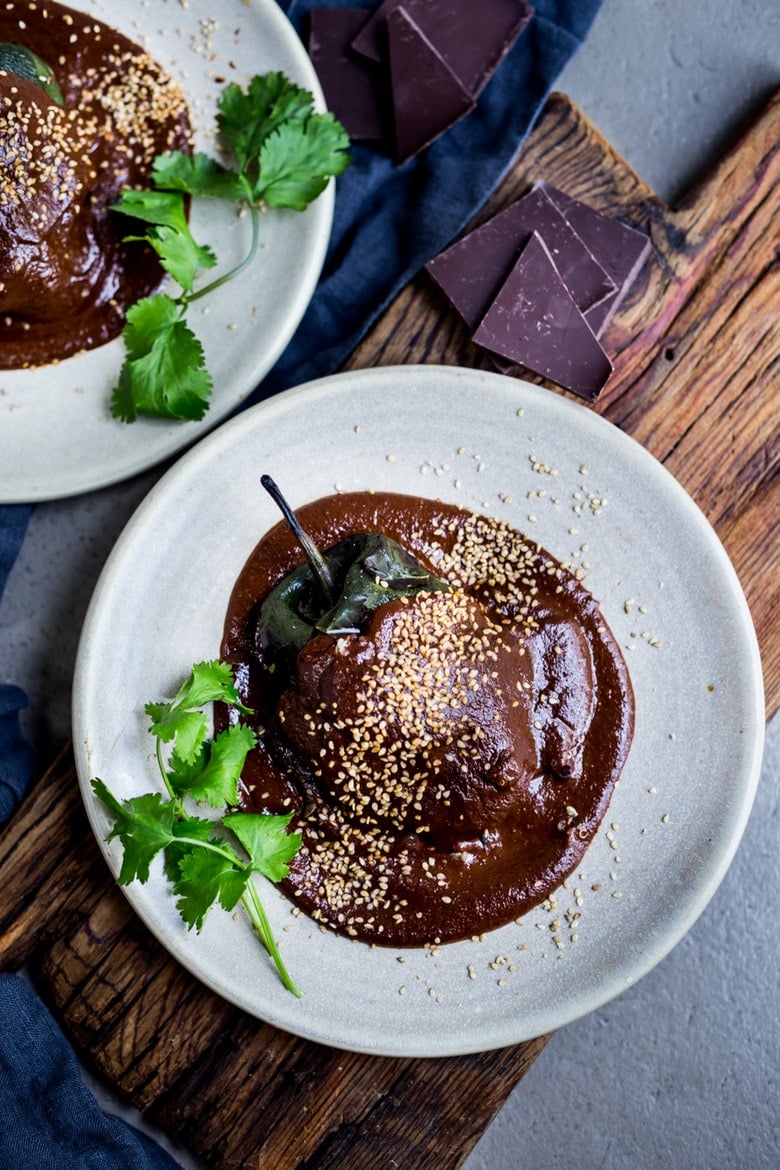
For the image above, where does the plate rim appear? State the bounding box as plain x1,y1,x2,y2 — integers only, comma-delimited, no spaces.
72,364,766,1056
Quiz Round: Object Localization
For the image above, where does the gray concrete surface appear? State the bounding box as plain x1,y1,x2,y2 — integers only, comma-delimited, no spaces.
0,1,777,1167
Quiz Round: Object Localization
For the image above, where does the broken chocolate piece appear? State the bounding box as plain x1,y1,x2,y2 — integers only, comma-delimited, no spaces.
472,231,613,402
352,0,533,97
426,185,615,328
386,7,476,165
540,182,651,336
308,8,386,142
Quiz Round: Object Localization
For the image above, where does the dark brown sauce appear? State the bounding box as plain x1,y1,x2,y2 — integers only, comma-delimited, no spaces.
218,492,635,947
0,0,191,368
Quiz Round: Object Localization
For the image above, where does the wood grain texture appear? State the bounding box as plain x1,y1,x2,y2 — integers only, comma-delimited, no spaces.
1,91,777,1170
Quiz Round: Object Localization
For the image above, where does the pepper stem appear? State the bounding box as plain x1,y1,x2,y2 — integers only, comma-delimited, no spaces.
261,475,336,604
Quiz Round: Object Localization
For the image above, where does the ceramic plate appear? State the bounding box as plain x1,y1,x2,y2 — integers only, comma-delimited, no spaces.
72,365,765,1057
0,0,332,503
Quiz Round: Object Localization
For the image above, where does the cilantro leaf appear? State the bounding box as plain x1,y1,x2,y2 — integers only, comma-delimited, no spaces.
168,723,256,808
164,813,218,884
111,72,350,424
138,223,216,293
111,188,190,231
152,151,248,202
165,743,208,796
173,846,250,931
147,705,209,766
93,658,303,995
223,812,302,883
111,294,212,423
218,73,313,174
111,189,216,291
92,779,175,884
172,660,250,711
254,113,350,210
146,662,250,765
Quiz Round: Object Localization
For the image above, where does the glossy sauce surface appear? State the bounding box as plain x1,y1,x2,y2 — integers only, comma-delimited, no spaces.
0,0,191,368
219,492,635,946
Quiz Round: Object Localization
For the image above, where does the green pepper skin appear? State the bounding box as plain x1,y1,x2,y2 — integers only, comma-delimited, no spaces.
0,43,66,106
257,532,452,667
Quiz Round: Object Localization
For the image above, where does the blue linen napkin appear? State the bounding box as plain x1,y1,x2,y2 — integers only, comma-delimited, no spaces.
0,1,602,1164
0,974,182,1169
0,504,34,824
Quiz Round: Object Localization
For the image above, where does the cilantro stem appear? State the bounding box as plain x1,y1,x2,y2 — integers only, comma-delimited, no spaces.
172,829,301,994
185,201,260,306
172,833,240,865
158,738,176,798
157,736,189,819
169,820,301,996
243,880,302,998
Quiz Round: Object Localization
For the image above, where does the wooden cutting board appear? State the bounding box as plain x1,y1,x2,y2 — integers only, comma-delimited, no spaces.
1,90,777,1170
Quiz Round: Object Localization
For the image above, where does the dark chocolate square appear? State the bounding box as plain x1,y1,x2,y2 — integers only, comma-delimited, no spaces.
308,7,388,142
426,185,615,329
472,231,613,402
540,183,651,336
386,7,476,165
352,0,534,97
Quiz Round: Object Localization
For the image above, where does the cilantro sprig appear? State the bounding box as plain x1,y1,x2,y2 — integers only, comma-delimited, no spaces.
110,72,350,423
92,660,303,996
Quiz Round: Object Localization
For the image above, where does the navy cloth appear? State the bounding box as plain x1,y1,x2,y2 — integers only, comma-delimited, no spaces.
0,504,34,824
0,1,602,1164
0,974,181,1169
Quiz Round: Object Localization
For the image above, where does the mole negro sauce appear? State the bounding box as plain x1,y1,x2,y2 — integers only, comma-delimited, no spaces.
0,0,191,368
218,491,635,947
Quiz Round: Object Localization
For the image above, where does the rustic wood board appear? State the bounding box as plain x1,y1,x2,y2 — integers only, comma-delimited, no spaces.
1,91,777,1170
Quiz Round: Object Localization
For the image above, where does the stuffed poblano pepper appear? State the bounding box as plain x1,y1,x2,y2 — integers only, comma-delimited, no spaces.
257,475,453,668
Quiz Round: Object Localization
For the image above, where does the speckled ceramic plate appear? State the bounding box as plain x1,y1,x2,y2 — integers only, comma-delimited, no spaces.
0,0,332,503
72,365,765,1057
